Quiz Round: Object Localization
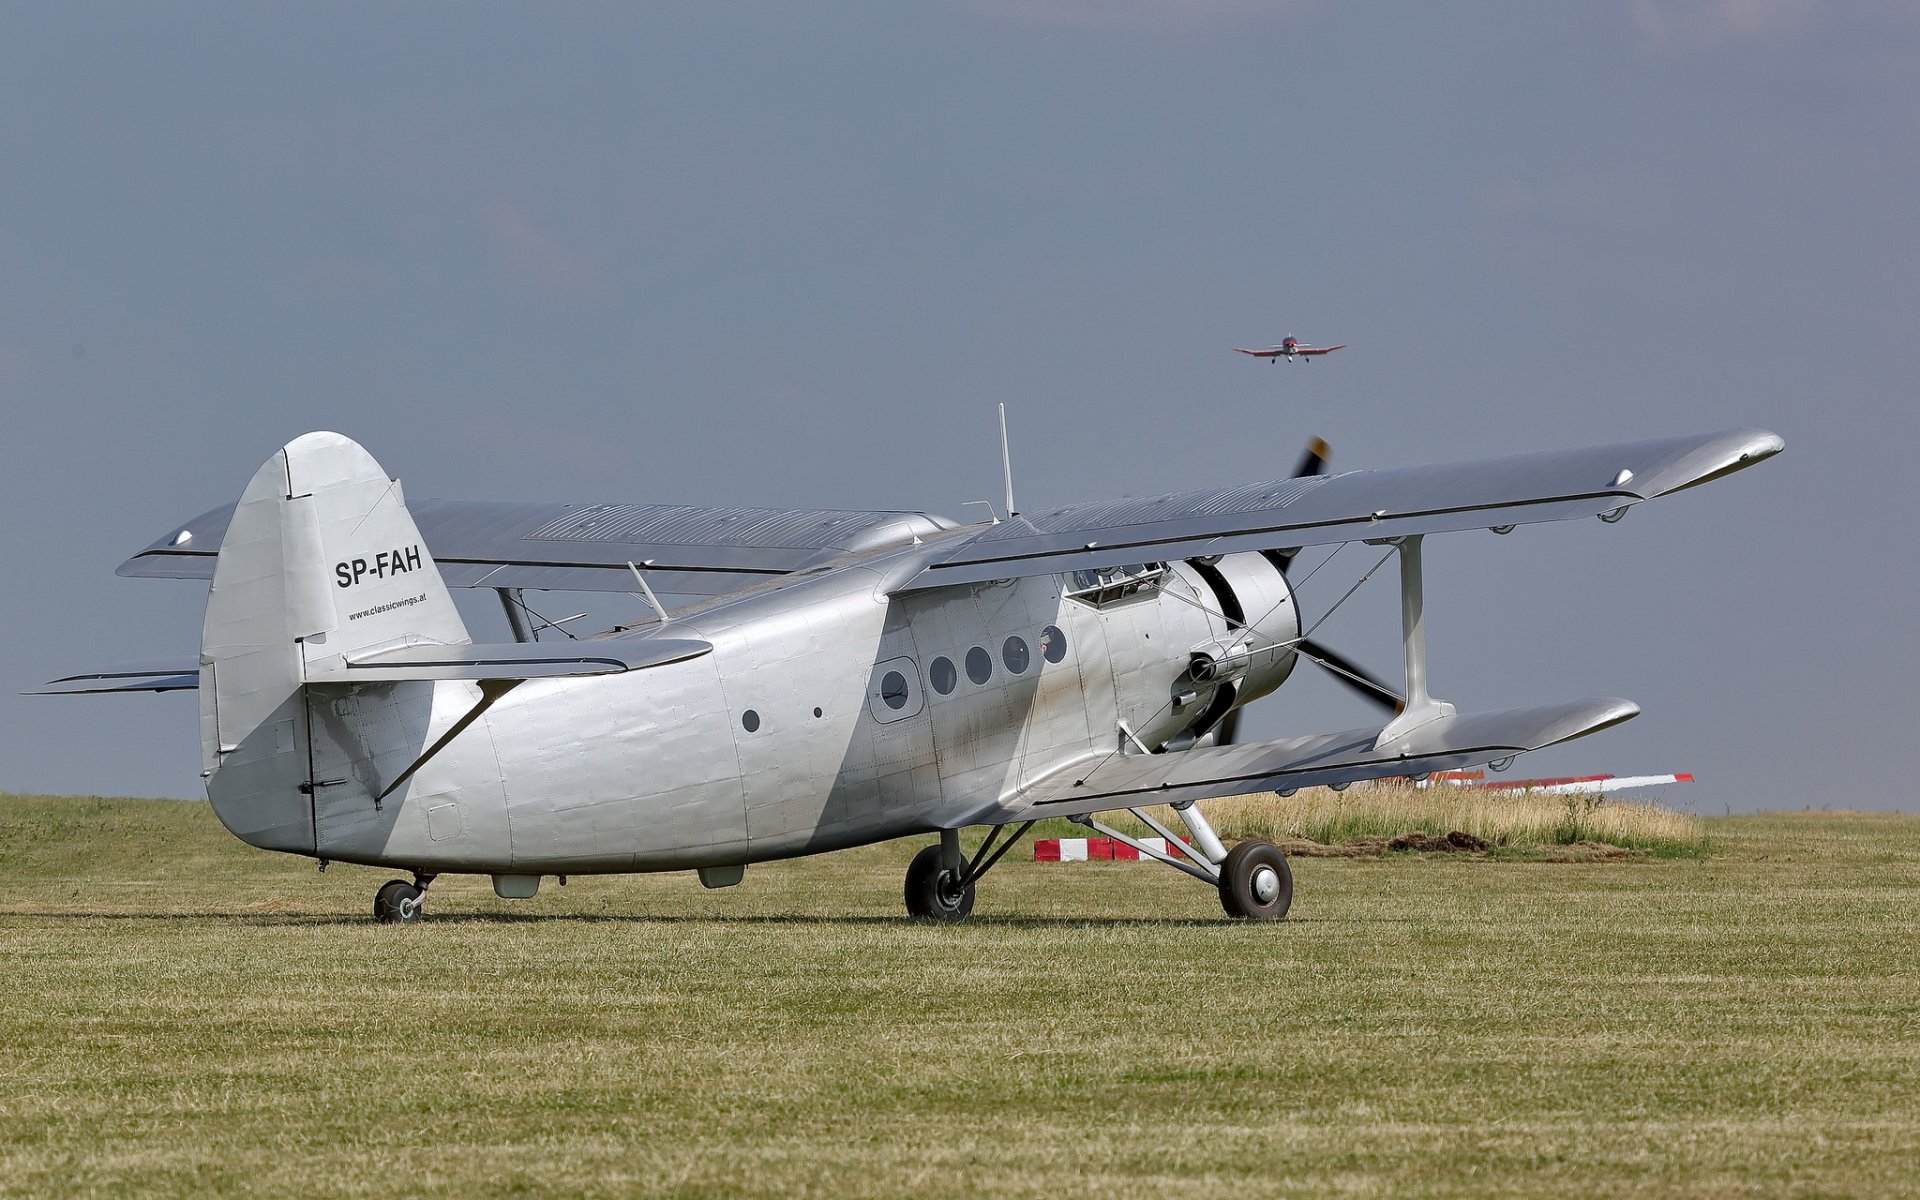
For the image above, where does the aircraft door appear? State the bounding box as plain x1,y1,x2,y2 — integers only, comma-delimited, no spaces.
1058,613,1115,759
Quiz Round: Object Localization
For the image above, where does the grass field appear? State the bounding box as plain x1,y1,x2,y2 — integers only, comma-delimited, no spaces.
2,793,1917,1198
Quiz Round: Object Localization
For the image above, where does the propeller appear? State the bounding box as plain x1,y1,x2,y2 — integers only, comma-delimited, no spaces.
1290,435,1331,479
1296,637,1402,714
1209,436,1403,747
1268,437,1331,574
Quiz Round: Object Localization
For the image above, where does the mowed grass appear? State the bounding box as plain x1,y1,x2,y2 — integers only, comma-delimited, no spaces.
1,794,1917,1198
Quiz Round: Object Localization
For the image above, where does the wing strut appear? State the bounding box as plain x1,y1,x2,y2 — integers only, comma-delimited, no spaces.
1367,537,1451,748
1372,534,1455,749
497,588,536,643
374,679,521,805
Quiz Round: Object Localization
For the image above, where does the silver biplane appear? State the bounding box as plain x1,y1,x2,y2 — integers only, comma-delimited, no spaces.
37,425,1782,923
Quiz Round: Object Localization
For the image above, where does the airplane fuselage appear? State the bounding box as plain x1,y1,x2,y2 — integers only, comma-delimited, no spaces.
261,546,1302,879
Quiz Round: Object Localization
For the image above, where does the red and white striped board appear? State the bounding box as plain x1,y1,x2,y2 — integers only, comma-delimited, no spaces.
1033,836,1192,862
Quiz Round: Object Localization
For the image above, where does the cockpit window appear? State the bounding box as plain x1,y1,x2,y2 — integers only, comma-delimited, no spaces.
1066,563,1167,608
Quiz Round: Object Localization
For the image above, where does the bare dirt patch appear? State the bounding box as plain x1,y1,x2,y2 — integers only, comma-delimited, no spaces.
1273,831,1633,858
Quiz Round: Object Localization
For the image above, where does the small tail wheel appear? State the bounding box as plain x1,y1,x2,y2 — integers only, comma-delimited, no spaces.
904,844,975,920
1218,840,1293,920
374,878,426,925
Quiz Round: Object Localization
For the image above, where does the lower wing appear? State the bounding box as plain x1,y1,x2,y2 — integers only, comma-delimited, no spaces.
943,696,1637,826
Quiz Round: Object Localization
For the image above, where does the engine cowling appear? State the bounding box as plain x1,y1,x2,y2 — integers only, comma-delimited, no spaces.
1183,552,1300,707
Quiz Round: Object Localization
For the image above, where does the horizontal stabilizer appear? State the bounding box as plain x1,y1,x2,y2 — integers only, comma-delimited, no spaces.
32,638,711,693
963,697,1639,825
30,659,200,695
309,637,712,682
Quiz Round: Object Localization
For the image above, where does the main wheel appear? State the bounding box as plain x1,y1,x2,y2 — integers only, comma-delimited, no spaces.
1217,840,1292,920
904,844,975,920
374,878,426,925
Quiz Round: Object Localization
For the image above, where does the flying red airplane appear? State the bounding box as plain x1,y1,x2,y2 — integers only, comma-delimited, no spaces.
1234,336,1345,363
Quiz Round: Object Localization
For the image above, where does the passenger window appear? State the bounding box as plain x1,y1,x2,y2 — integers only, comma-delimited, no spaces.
965,646,993,685
929,656,957,695
867,656,924,723
880,670,910,710
1039,625,1067,663
741,710,760,732
1002,636,1030,675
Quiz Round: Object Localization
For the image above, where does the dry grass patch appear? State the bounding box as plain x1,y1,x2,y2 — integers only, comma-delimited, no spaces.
1167,781,1706,855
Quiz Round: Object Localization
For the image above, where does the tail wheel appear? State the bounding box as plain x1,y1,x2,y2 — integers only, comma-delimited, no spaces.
1217,840,1292,920
374,878,426,925
904,844,975,920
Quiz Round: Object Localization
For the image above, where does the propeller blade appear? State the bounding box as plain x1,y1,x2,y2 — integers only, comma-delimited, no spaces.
1297,638,1403,714
1272,437,1332,572
1214,707,1241,747
1291,436,1330,479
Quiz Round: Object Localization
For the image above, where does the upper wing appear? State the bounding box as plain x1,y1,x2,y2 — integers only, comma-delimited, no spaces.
892,427,1782,592
120,498,956,596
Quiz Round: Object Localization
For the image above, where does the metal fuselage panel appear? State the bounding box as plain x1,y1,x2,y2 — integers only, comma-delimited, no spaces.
312,552,1300,876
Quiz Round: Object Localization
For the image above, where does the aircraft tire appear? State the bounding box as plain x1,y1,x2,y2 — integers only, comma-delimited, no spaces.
374,878,426,925
904,845,975,921
1217,840,1292,921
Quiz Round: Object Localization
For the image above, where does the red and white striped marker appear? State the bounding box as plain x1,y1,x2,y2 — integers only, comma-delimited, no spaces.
1033,836,1191,862
1424,772,1692,795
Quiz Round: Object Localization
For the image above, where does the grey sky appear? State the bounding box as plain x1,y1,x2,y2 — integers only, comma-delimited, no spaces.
3,3,1914,810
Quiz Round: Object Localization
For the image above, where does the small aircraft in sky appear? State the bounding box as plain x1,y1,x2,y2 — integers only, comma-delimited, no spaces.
1235,336,1345,363
36,422,1780,925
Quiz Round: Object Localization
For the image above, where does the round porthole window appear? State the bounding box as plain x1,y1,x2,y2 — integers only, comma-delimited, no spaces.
929,656,957,695
1003,636,1030,675
965,646,993,685
1040,625,1067,663
741,710,760,732
880,670,910,710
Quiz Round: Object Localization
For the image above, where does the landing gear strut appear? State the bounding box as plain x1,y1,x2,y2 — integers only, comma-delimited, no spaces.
374,874,434,925
903,821,1035,920
1075,802,1295,921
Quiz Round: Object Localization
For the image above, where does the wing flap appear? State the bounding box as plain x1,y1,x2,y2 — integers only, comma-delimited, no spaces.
963,696,1639,825
895,428,1783,592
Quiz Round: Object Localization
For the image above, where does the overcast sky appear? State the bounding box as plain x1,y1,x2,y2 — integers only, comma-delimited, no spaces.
3,2,1914,812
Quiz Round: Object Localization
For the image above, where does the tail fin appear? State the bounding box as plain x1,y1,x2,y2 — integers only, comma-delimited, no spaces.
200,432,468,851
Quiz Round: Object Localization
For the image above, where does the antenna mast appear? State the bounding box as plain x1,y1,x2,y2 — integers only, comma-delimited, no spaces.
998,403,1018,519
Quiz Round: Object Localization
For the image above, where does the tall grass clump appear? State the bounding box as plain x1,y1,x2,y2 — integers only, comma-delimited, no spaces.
1188,781,1706,854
